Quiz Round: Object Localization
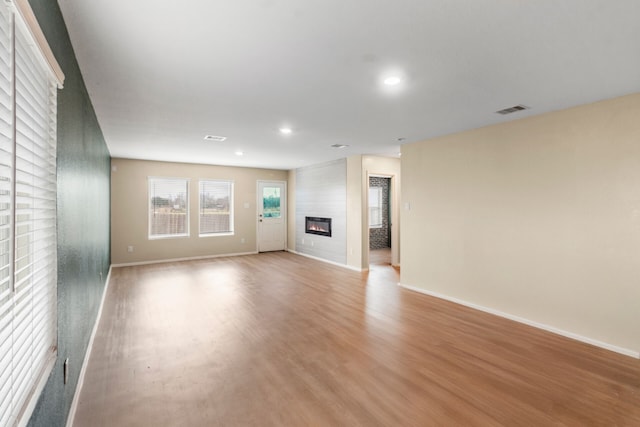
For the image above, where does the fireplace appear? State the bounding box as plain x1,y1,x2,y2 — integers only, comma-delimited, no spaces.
305,216,332,237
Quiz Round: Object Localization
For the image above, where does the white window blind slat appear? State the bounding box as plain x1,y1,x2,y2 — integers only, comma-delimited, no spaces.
0,362,12,425
0,34,10,54
0,92,11,114
0,124,11,143
0,151,12,166
0,308,10,334
0,278,9,291
0,336,10,363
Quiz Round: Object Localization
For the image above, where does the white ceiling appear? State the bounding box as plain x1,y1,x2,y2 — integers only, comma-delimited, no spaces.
57,0,640,170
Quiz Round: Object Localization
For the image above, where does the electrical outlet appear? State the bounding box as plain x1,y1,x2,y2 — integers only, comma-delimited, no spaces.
301,238,304,245
311,241,314,247
127,246,134,253
64,358,69,385
241,238,245,243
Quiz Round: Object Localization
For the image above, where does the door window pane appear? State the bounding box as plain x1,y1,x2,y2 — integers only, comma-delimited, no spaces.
263,187,281,218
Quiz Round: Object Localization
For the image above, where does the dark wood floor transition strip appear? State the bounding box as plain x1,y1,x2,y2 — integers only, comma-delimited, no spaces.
73,252,640,426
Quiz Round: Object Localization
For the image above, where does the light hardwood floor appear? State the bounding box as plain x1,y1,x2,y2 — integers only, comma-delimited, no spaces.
73,252,640,426
369,248,391,266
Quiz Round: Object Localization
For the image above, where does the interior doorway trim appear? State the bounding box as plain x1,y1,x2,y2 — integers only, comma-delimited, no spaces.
367,173,399,267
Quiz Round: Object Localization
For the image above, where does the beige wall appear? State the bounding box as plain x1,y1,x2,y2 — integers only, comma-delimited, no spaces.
111,158,287,264
346,155,364,269
401,93,640,354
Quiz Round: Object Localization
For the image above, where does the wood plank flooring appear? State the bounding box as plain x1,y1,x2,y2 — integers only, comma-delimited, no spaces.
369,248,391,266
73,252,640,426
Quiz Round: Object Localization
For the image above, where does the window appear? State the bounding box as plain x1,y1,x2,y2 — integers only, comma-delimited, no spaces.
149,178,189,238
199,180,233,236
0,1,63,425
369,187,383,228
262,185,281,218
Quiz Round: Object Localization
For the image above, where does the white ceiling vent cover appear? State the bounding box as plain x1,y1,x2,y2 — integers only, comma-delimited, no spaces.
204,135,227,142
496,105,529,115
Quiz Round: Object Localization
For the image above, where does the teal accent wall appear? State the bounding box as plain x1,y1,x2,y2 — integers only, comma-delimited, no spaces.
26,1,111,426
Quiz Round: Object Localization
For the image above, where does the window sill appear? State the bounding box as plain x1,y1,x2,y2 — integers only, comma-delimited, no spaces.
199,232,235,238
149,234,190,240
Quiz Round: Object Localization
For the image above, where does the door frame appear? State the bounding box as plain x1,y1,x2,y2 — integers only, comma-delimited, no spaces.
366,173,399,267
256,180,287,252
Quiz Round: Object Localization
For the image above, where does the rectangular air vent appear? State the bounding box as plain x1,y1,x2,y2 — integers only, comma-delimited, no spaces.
495,105,529,115
204,135,227,142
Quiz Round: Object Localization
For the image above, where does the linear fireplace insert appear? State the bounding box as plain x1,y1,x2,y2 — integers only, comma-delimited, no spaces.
305,216,332,237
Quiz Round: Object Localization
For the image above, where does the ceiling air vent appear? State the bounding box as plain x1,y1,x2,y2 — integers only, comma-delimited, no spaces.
330,144,349,149
495,105,529,115
204,135,227,142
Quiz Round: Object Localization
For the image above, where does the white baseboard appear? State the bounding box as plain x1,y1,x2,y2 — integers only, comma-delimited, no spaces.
111,251,259,268
66,266,113,427
286,249,367,272
398,283,640,360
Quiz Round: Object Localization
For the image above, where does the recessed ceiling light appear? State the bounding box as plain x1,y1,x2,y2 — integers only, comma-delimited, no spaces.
279,127,292,135
383,76,401,86
204,135,227,142
235,150,244,156
330,144,349,149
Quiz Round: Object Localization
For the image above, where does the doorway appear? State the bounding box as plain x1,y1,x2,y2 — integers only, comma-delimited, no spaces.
257,181,286,252
368,176,392,266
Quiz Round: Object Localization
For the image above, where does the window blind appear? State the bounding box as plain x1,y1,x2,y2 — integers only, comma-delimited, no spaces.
199,180,233,235
0,4,14,425
149,178,189,238
0,1,59,425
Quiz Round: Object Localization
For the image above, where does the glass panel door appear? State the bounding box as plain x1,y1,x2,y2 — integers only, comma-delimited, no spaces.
257,181,286,252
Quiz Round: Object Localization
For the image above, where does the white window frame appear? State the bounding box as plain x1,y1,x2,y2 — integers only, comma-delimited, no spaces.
0,0,64,425
198,179,234,237
148,177,190,239
369,186,383,229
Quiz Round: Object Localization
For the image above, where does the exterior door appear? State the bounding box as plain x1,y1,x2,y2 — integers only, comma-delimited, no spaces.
257,181,286,252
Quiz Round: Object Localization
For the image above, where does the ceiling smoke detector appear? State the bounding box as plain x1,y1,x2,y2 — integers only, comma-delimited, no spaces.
495,105,529,115
204,135,227,142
